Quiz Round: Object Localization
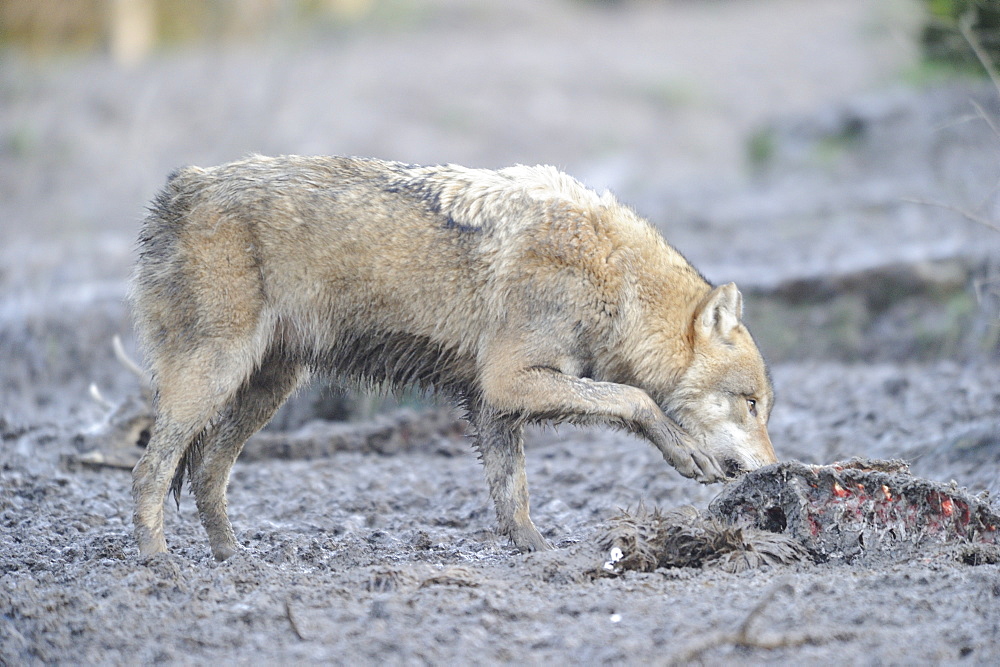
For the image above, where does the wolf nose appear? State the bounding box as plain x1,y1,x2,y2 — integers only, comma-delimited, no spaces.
723,458,747,478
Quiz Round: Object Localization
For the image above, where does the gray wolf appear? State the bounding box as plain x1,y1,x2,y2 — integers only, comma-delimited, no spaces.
129,155,776,560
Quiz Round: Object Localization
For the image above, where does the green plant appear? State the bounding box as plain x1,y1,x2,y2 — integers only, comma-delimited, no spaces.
920,0,1000,72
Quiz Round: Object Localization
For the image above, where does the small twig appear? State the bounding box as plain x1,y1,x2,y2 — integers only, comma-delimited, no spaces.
670,579,854,662
970,99,1000,141
284,599,306,641
974,273,1000,304
902,197,1000,233
930,111,991,134
913,12,1000,237
975,171,1000,214
112,334,151,385
958,10,1000,99
733,580,794,644
88,383,114,410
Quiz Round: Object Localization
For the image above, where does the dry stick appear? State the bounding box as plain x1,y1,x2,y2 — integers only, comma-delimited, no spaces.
962,17,1000,222
902,197,1000,234
970,99,1000,140
733,580,795,644
958,10,1000,99
967,103,1000,214
671,579,855,663
284,599,307,641
88,383,115,410
112,334,150,385
907,10,1000,235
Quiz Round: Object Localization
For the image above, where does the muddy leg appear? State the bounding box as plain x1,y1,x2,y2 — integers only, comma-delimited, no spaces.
471,406,551,552
132,376,233,558
480,353,726,483
190,356,305,561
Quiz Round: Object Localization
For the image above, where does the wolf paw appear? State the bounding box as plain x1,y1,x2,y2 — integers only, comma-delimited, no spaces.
135,526,168,559
508,522,554,553
647,420,726,483
688,449,727,484
670,443,725,483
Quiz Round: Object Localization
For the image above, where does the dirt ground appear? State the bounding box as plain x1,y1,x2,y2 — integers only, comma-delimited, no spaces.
3,0,1000,663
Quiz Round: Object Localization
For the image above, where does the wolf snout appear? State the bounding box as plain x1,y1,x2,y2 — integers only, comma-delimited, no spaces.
722,458,747,479
722,452,777,480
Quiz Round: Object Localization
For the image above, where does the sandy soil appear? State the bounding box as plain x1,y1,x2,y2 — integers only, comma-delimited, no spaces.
2,0,1000,663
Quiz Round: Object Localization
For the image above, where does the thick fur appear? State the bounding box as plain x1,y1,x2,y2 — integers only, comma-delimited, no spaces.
129,155,776,561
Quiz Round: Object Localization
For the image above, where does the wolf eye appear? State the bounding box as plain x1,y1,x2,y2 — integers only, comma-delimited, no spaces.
747,398,758,418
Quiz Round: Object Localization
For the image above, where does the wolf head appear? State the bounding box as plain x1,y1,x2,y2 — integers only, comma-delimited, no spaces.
666,282,777,477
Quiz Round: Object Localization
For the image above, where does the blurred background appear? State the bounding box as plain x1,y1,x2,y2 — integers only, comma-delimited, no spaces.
1,0,999,425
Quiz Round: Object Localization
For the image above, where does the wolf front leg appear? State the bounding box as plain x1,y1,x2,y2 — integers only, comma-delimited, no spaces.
479,362,726,484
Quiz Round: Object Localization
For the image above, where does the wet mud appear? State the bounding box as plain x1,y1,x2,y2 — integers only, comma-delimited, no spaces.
4,359,1000,663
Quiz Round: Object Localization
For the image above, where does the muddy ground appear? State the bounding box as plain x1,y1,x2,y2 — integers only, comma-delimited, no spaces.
3,0,1000,663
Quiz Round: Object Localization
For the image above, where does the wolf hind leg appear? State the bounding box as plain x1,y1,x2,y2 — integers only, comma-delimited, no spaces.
188,352,306,561
470,404,552,552
133,417,208,558
132,357,252,558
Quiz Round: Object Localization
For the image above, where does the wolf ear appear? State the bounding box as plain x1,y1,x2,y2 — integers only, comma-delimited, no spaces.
694,283,743,341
